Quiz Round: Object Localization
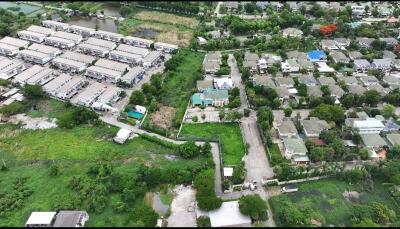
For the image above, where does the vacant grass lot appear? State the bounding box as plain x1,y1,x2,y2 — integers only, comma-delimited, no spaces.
179,123,246,166
0,124,210,226
118,9,197,47
26,99,69,119
269,179,400,227
142,49,204,135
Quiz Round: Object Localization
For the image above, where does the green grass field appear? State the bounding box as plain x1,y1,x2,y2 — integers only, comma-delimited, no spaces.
143,49,204,135
269,179,400,227
179,123,246,166
0,124,210,226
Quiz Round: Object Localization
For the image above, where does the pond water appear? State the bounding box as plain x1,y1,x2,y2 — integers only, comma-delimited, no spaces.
133,28,159,39
0,1,41,15
69,16,118,33
99,5,121,17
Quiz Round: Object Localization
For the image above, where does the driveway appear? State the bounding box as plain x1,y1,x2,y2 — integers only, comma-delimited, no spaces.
185,107,226,123
228,54,249,110
167,185,197,227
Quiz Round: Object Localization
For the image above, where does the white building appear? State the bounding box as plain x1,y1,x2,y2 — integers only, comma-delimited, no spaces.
76,82,107,107
27,25,54,36
18,30,47,43
76,43,109,57
214,77,233,90
119,66,145,85
85,65,123,83
85,37,116,50
116,44,149,57
94,30,124,42
0,43,19,57
206,201,252,227
44,36,76,49
14,65,54,86
25,212,56,227
19,49,53,65
95,58,129,73
124,36,153,48
109,50,142,64
43,74,74,97
28,43,61,57
60,51,96,65
113,128,132,144
52,57,88,73
345,118,385,134
96,85,122,105
281,59,300,73
42,20,69,31
68,25,95,37
0,58,26,80
55,76,86,100
154,42,178,53
142,51,163,69
52,31,83,44
0,36,29,49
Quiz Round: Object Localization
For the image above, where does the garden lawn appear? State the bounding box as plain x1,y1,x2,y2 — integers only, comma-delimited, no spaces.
179,123,246,166
269,178,400,227
268,143,290,166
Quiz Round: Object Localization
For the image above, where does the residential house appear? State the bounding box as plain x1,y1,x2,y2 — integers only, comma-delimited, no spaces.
356,37,374,49
119,67,145,86
386,133,400,147
281,59,300,73
282,137,308,161
277,119,298,138
42,20,69,31
243,52,259,73
307,86,323,97
53,211,89,227
287,50,307,60
383,50,397,59
124,36,153,48
341,76,360,85
25,212,57,227
191,88,229,107
68,25,95,37
334,38,350,49
252,75,276,88
18,30,47,43
298,75,317,86
391,59,400,70
345,117,385,134
329,84,345,98
300,117,330,138
275,77,295,88
330,51,350,64
347,84,367,95
44,36,76,49
360,133,387,149
307,50,327,62
321,39,338,51
0,43,20,57
371,59,392,72
94,30,123,42
76,82,107,107
297,59,314,72
55,76,86,100
318,76,336,86
282,28,303,38
203,52,222,74
316,62,335,73
383,75,400,90
359,74,379,86
197,80,214,91
0,58,26,80
142,51,163,69
257,58,268,73
367,84,389,96
347,51,363,60
380,37,398,47
154,42,178,53
353,59,371,72
214,77,233,90
223,1,239,11
275,87,290,100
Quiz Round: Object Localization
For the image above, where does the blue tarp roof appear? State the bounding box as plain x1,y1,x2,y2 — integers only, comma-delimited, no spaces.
384,120,400,132
307,50,327,60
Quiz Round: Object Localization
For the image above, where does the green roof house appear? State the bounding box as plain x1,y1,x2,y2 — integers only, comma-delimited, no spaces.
282,137,308,162
191,89,229,107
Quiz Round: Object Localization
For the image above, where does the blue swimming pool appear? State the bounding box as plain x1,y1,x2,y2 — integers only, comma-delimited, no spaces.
127,111,144,119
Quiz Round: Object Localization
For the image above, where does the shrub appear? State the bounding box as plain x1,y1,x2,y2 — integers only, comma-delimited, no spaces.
197,216,211,227
239,194,268,221
192,116,199,122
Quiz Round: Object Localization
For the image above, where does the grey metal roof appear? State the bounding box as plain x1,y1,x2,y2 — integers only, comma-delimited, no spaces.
318,76,336,86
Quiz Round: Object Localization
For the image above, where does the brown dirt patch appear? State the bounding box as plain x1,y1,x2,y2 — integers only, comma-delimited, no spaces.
151,106,176,129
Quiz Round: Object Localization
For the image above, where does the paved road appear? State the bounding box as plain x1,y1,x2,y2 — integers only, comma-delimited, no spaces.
228,54,249,110
241,114,275,182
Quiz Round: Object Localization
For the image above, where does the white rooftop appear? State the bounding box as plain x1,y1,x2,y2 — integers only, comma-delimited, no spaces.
354,118,384,128
25,212,56,226
27,25,53,36
116,44,149,57
223,167,233,177
61,51,96,64
208,201,252,227
28,43,60,55
0,36,29,48
85,37,116,49
53,31,82,43
95,58,129,72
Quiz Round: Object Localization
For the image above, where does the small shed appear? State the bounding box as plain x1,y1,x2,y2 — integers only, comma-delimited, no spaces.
223,167,234,177
113,128,132,144
25,212,57,227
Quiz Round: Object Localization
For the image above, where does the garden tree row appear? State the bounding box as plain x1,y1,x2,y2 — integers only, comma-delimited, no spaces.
135,1,200,15
194,169,222,211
